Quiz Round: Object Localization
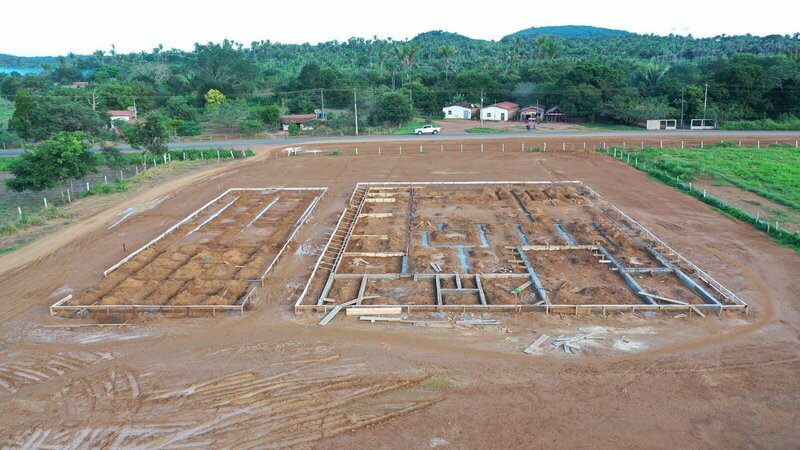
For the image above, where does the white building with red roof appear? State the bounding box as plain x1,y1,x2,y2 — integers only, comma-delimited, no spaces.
480,101,520,122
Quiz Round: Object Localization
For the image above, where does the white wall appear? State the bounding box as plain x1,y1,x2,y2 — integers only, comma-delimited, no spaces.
443,106,471,120
481,106,509,121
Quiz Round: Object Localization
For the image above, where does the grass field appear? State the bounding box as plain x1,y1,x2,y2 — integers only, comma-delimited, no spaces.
0,98,13,129
464,127,509,134
632,145,800,212
575,122,641,131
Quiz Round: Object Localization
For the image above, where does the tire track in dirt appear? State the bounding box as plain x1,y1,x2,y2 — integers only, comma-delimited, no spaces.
0,351,113,398
2,350,440,449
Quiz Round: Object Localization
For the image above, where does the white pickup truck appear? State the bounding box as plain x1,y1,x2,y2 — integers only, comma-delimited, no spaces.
414,124,441,135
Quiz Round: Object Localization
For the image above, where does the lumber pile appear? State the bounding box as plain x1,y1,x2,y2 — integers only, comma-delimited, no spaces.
551,335,604,354
523,334,550,354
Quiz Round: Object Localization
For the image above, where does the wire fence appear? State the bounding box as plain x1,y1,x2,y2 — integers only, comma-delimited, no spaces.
0,149,249,229
270,137,800,157
600,147,800,239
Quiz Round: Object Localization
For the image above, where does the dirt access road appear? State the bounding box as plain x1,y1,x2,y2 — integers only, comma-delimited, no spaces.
0,135,798,448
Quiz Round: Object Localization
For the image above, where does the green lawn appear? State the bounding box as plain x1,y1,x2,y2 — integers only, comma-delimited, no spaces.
0,157,18,171
576,122,641,131
0,98,13,129
633,145,800,212
464,127,510,134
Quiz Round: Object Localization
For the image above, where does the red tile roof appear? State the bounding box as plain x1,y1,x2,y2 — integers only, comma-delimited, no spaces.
281,114,318,123
487,101,519,110
108,110,135,118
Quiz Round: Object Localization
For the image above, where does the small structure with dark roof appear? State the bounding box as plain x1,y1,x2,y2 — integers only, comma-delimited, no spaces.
281,114,318,131
519,104,546,122
545,105,566,122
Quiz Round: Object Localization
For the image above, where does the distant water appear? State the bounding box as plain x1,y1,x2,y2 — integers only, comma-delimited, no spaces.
0,67,43,75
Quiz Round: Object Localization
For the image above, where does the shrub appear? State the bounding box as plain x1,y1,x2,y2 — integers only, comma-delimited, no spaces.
177,120,202,136
239,118,264,133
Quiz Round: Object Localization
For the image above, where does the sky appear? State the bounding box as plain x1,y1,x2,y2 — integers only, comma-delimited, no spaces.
1,0,798,56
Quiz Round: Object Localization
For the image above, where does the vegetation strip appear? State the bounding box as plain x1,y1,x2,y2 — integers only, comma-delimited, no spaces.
603,146,800,253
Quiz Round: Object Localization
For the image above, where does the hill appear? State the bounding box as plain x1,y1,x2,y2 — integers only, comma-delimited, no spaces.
502,25,631,41
411,30,480,44
0,54,60,69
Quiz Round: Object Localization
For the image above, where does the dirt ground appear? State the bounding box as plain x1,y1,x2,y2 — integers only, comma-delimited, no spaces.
437,119,587,134
315,182,729,308
0,136,799,448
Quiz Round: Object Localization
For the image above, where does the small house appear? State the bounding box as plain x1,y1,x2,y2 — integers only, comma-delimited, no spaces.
108,109,136,127
442,102,479,120
519,104,545,122
70,81,88,89
281,114,318,131
480,102,520,122
545,105,566,122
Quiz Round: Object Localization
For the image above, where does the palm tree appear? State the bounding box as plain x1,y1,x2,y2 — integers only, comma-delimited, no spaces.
377,51,387,75
92,50,105,65
394,43,419,85
385,60,399,90
638,59,670,87
534,36,561,59
438,44,457,82
787,33,800,61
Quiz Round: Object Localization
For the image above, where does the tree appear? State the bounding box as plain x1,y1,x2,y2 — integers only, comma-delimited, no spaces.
6,132,97,201
8,88,34,139
256,104,281,127
204,88,225,105
100,145,128,170
449,93,467,105
177,120,202,136
637,59,671,87
370,91,414,126
165,96,199,120
122,114,169,154
204,99,250,129
286,94,316,114
394,43,420,84
191,40,259,96
1,76,22,101
28,96,106,141
128,62,172,84
97,83,134,110
239,118,264,133
534,36,563,59
438,44,457,82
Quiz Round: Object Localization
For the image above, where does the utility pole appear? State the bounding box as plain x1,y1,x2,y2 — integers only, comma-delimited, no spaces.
702,83,709,126
480,89,484,126
354,90,359,136
678,90,685,128
320,88,325,118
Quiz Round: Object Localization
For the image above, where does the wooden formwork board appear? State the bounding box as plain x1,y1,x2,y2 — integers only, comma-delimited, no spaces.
294,181,748,315
52,188,327,318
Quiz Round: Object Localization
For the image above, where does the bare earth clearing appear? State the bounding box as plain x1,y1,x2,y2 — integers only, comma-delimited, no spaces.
0,135,798,448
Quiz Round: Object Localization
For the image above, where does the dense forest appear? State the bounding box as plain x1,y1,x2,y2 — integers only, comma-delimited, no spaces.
2,26,800,146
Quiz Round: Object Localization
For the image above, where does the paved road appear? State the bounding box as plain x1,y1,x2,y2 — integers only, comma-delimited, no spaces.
2,130,799,157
